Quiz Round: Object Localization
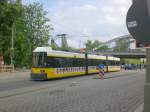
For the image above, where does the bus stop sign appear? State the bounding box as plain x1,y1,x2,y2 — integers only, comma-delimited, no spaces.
126,0,150,44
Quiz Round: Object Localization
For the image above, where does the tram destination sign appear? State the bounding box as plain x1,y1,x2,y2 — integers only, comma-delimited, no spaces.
126,0,150,47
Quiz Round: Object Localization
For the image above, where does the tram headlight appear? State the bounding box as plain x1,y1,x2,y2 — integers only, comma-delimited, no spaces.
40,70,45,73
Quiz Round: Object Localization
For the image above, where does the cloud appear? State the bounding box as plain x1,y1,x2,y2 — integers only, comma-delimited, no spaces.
23,0,132,48
50,0,131,44
80,4,97,11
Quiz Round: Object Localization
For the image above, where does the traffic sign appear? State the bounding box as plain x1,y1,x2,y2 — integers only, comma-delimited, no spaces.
126,0,150,45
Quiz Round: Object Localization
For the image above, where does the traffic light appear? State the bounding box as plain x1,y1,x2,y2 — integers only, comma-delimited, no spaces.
126,0,150,47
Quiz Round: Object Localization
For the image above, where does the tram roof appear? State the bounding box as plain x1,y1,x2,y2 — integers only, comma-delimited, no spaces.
33,47,52,52
47,50,85,58
88,54,106,60
108,56,120,61
33,47,120,61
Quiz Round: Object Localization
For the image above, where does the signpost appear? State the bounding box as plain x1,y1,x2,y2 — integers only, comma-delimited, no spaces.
126,0,150,111
126,0,150,45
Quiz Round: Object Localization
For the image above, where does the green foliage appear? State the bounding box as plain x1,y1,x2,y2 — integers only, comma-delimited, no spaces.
85,40,108,52
97,45,109,51
122,58,141,64
24,3,51,47
85,40,95,51
0,0,23,64
50,39,59,50
113,38,129,52
14,3,52,67
0,1,52,67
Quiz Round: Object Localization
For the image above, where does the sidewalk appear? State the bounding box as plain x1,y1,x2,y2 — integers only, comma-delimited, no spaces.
0,70,30,81
134,104,143,112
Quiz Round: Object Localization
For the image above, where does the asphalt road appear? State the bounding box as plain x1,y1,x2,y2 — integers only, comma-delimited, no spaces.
0,70,145,112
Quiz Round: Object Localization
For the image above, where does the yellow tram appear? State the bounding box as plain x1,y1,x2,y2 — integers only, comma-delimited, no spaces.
31,47,120,80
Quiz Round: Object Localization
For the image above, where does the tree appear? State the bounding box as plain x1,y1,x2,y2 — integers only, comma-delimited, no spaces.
0,1,52,67
93,40,102,47
113,38,129,52
24,2,52,47
0,0,22,64
85,40,107,52
14,2,52,67
97,45,109,51
85,40,94,51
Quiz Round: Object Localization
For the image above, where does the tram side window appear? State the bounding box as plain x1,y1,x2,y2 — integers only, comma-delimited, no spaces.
116,61,120,66
109,61,113,66
113,61,117,66
46,57,63,68
46,57,56,68
114,61,117,66
72,58,85,67
88,59,105,66
78,58,84,66
88,59,95,66
91,59,97,66
47,57,75,68
109,61,116,66
56,58,66,67
64,58,73,67
113,61,116,66
88,59,91,66
93,59,96,66
103,61,106,65
98,60,102,65
47,57,87,68
73,58,79,67
107,61,110,66
72,58,76,67
91,60,94,66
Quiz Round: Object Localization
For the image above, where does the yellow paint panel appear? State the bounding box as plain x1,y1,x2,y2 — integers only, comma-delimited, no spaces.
31,68,54,74
31,66,120,79
108,66,121,72
47,71,85,79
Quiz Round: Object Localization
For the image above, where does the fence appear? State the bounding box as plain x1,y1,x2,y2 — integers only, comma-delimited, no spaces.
0,65,14,72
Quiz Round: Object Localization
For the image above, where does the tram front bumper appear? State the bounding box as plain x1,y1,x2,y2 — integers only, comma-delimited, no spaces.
30,73,47,80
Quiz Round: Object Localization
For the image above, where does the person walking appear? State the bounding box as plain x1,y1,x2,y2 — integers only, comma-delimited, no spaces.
97,63,105,79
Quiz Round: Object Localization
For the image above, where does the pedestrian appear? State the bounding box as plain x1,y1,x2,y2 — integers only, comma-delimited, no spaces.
139,64,142,70
97,63,105,79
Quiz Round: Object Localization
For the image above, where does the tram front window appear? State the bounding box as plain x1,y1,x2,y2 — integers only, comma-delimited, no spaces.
32,52,46,67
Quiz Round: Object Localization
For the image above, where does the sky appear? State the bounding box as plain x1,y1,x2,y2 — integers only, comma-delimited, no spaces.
22,0,132,48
